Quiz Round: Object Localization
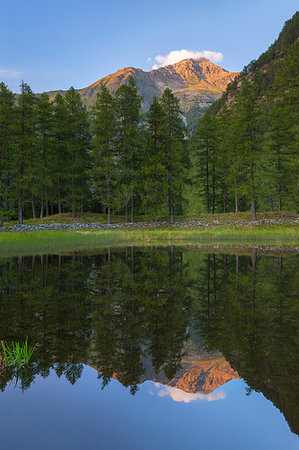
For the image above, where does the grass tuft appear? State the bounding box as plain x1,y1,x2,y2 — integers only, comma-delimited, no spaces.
1,338,35,368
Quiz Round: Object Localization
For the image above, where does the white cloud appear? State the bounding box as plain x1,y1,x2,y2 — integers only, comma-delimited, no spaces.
154,383,226,403
150,49,223,69
146,57,152,62
0,68,21,80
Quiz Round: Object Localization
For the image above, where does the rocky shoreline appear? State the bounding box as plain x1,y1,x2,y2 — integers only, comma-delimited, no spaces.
0,217,298,232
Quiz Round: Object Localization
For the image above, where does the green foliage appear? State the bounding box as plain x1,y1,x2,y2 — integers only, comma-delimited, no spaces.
190,14,298,217
1,338,35,367
91,85,119,223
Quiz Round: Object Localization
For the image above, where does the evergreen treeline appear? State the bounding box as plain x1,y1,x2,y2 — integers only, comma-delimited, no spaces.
0,78,186,225
0,14,298,224
189,38,298,219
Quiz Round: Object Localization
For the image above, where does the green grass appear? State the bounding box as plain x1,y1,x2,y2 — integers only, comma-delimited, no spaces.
0,222,298,257
1,338,35,368
3,210,297,226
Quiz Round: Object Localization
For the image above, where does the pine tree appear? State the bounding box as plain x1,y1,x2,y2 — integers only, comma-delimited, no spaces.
91,85,118,224
115,77,142,222
160,89,185,223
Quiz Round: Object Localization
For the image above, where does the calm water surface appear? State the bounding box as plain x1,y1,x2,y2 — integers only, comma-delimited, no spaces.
0,247,298,449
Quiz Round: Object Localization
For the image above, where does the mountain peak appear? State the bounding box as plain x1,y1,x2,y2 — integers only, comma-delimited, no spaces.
46,58,239,131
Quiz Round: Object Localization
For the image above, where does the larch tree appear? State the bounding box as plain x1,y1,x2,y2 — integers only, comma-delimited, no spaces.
141,96,168,219
160,88,185,223
91,85,118,224
115,77,142,223
0,83,15,226
64,87,90,218
14,82,37,224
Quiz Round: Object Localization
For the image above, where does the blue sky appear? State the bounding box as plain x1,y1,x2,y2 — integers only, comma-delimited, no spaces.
0,0,297,92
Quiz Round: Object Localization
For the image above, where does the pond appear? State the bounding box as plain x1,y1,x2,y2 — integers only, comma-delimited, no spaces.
0,246,298,449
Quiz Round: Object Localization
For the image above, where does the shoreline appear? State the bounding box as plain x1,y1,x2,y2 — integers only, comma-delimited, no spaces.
1,217,298,233
0,220,298,257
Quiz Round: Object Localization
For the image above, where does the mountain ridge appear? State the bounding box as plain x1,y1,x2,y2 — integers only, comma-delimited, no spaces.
46,57,239,130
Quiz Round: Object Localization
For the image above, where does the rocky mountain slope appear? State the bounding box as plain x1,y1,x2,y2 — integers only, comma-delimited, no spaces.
47,58,238,130
210,11,299,114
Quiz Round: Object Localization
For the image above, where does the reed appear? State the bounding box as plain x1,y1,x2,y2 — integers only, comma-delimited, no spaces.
1,338,35,367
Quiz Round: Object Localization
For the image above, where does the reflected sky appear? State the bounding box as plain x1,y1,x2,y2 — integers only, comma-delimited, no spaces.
0,247,298,449
0,367,298,450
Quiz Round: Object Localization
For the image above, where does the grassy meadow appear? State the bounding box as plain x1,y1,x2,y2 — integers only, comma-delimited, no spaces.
0,214,298,257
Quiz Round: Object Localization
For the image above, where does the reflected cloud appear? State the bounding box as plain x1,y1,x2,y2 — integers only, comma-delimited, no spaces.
154,383,226,403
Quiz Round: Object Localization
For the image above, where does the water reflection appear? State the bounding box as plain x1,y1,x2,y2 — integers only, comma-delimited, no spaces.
0,247,298,435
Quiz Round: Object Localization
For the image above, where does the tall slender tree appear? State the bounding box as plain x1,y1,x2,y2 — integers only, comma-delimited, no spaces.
92,85,118,224
14,82,37,224
0,83,15,226
140,96,168,219
115,77,142,223
64,87,90,217
160,89,185,223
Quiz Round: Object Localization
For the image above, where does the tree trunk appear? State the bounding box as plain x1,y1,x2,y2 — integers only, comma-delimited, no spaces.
206,145,210,213
250,160,257,221
277,147,282,212
125,202,128,222
212,146,215,214
234,177,239,214
6,177,10,222
32,194,36,219
45,188,49,216
131,190,134,223
57,175,61,214
108,206,111,225
40,188,44,219
170,194,174,224
18,200,23,225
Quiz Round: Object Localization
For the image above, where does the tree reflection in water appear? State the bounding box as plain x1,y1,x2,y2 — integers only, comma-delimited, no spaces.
0,247,298,434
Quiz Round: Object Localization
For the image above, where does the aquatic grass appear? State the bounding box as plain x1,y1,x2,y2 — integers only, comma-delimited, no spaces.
0,222,298,257
1,338,35,368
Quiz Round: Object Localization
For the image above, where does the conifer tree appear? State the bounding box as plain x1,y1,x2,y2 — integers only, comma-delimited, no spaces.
268,40,299,210
0,83,15,226
53,93,69,214
160,89,185,223
141,96,168,219
14,82,37,224
36,93,54,218
64,87,90,217
191,112,217,214
115,77,142,222
92,85,118,224
233,80,261,220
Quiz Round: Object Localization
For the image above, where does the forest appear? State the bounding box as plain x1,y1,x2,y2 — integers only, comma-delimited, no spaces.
0,13,297,225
